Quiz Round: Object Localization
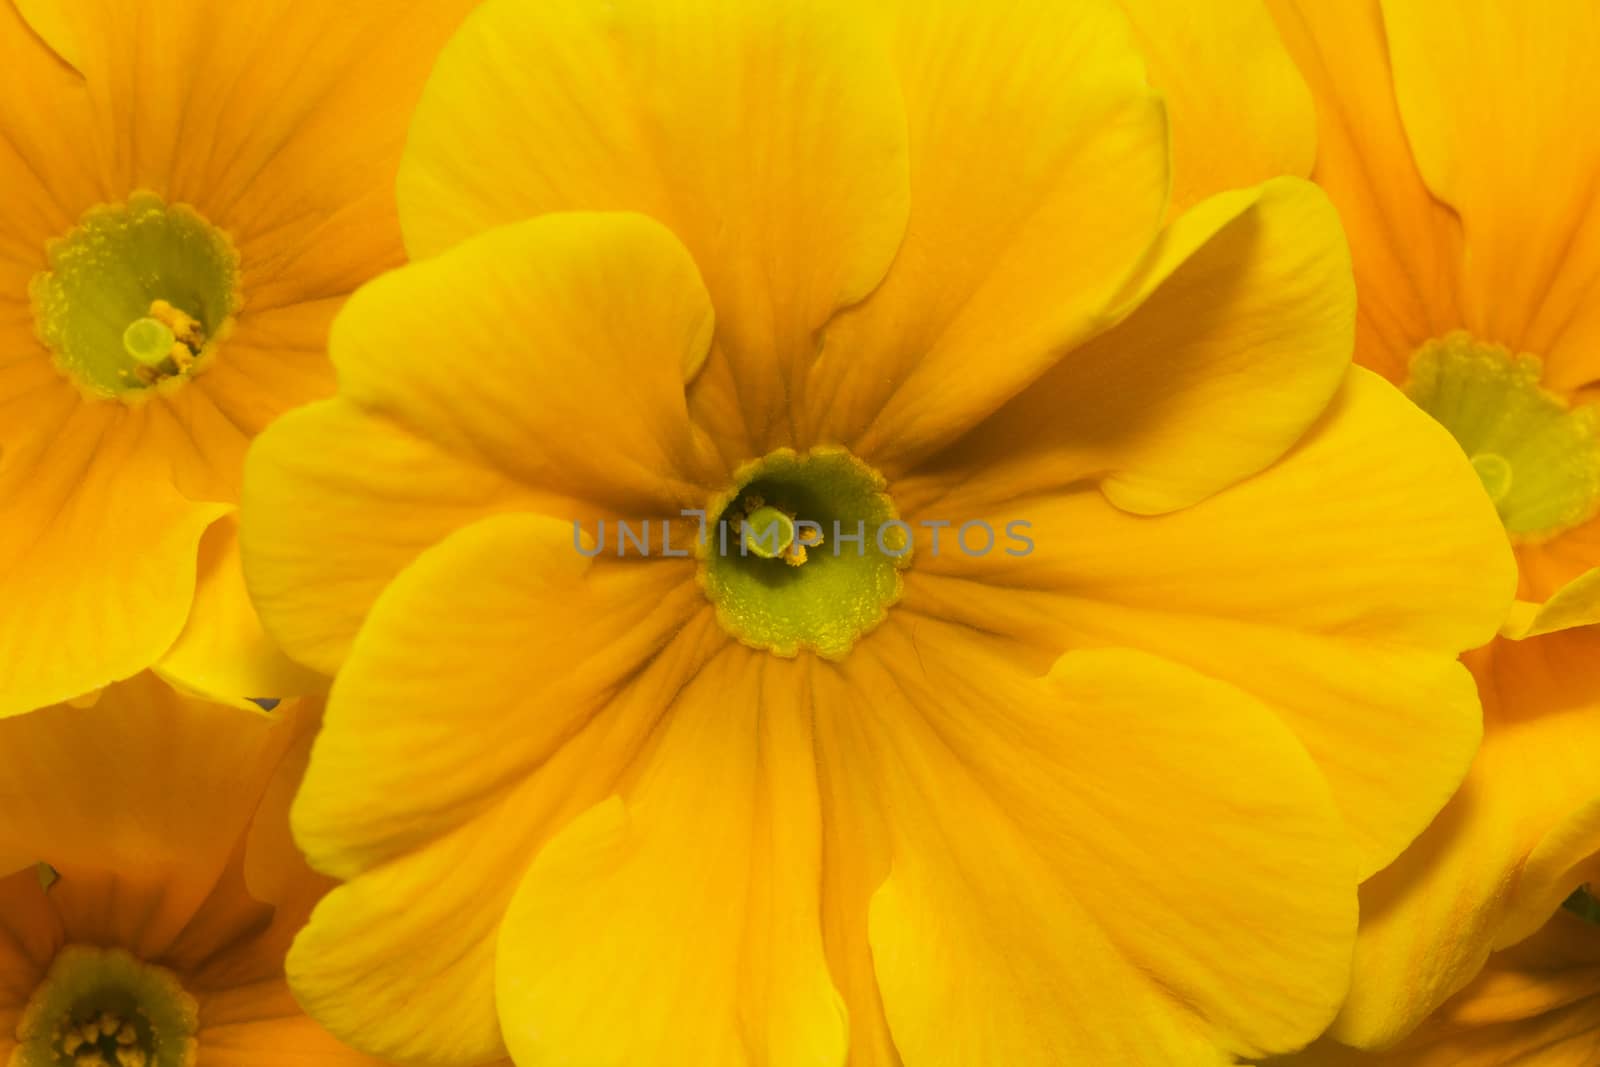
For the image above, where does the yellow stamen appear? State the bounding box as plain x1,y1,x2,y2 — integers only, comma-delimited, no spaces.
148,299,201,347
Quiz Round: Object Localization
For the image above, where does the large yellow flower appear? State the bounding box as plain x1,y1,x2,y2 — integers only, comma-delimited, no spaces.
1270,0,1600,1048
242,1,1514,1063
1292,903,1600,1066
0,676,373,1066
0,0,474,716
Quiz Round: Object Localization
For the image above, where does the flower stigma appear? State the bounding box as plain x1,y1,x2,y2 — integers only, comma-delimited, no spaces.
30,192,241,401
11,945,199,1067
700,447,910,659
1406,332,1600,543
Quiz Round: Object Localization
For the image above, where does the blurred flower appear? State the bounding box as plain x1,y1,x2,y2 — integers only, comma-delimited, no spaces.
0,0,475,716
0,675,375,1067
244,0,1514,1062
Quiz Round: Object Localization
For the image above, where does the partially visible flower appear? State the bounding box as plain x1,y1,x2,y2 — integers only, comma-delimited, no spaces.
1269,0,1600,1047
1288,899,1600,1066
244,0,1513,1064
0,675,375,1066
0,0,475,716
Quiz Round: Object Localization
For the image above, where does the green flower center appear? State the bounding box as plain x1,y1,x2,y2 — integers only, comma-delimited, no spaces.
1406,332,1600,543
699,447,910,658
30,192,240,401
11,945,199,1067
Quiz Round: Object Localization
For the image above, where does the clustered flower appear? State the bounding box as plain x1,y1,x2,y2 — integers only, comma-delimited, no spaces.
1,1,1597,1064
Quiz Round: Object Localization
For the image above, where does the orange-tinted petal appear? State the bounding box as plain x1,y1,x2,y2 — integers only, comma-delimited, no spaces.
1267,0,1464,383
1116,0,1315,212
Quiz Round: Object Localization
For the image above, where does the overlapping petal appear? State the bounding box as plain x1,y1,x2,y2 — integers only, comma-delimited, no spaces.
903,369,1515,875
288,515,722,1065
244,212,722,674
801,0,1168,469
398,0,910,457
1116,0,1315,213
855,629,1356,1063
497,647,846,1067
906,176,1353,516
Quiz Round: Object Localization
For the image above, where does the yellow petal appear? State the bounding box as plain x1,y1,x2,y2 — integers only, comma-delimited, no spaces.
1266,0,1465,383
1329,630,1600,1047
292,513,708,879
0,405,228,718
916,176,1353,515
858,629,1355,1063
1286,911,1600,1066
243,212,720,675
1115,0,1315,212
1502,568,1600,639
902,367,1515,875
497,648,846,1067
807,0,1168,469
330,212,722,510
399,0,909,457
242,401,530,676
1381,0,1600,390
154,515,325,706
288,516,719,1066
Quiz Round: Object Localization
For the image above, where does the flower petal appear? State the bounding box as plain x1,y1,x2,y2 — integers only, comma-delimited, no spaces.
1266,0,1465,382
858,628,1355,1063
805,0,1168,469
1115,0,1315,212
194,981,389,1067
332,212,722,509
1502,568,1600,639
902,367,1515,875
287,514,719,1066
155,515,325,706
398,0,909,455
243,211,720,675
293,514,707,879
913,176,1353,516
1380,0,1600,390
1288,911,1600,1066
1328,629,1600,1047
497,648,847,1067
0,404,228,717
0,674,297,957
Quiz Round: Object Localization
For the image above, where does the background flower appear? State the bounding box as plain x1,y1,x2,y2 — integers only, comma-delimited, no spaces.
1270,0,1600,1047
0,0,475,716
0,676,377,1066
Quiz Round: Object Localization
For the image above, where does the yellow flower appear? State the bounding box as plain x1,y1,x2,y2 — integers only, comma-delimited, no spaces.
0,0,475,716
1270,0,1600,1047
243,0,1513,1062
0,676,373,1067
1284,901,1600,1066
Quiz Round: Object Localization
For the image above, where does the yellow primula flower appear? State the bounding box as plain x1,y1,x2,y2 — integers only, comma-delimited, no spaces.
1288,900,1600,1067
0,0,475,716
242,0,1514,1063
0,676,378,1067
1270,0,1600,1048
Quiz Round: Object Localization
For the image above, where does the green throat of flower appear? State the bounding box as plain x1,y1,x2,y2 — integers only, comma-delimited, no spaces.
30,192,241,401
1406,332,1600,543
699,447,910,659
11,945,199,1067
